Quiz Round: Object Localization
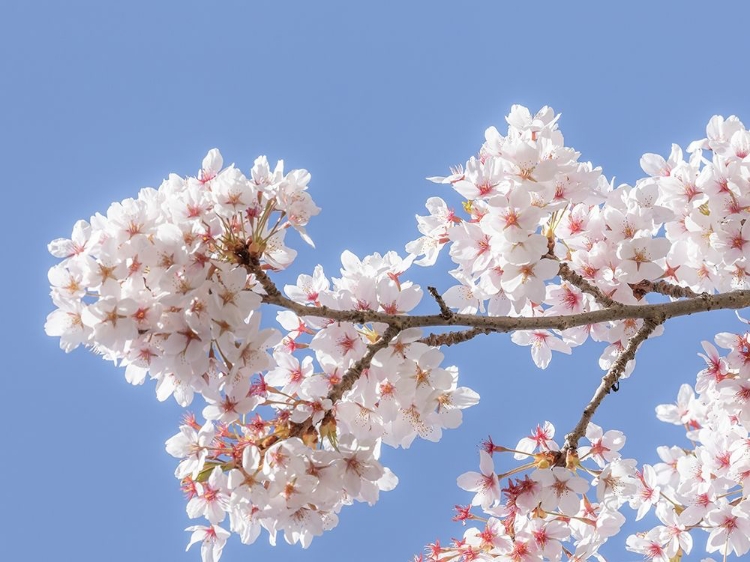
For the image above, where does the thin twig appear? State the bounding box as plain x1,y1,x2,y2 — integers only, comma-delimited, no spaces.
288,325,400,440
428,286,454,320
562,316,664,452
557,261,618,308
329,325,400,402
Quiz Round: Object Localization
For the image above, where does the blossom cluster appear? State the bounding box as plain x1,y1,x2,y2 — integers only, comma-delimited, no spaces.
46,149,317,400
410,105,750,370
424,325,750,561
45,148,479,559
162,314,479,559
45,104,750,561
421,421,629,561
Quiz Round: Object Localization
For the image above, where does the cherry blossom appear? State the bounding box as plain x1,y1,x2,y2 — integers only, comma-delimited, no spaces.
185,525,230,562
456,451,501,509
46,105,750,561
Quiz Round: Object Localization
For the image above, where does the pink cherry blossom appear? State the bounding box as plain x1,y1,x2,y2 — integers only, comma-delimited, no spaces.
457,451,501,509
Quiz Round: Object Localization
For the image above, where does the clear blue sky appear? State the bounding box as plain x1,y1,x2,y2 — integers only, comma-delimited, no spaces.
4,1,750,560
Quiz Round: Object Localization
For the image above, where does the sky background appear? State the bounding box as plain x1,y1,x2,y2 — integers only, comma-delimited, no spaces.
4,1,750,561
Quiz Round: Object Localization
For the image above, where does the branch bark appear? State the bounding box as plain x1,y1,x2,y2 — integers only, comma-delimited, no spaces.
329,325,400,402
252,266,750,334
248,259,750,448
562,316,664,452
630,279,702,300
427,286,454,319
419,327,494,347
557,262,618,308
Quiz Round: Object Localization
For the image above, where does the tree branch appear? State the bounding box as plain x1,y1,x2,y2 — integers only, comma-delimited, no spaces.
329,325,400,403
427,286,454,319
249,257,283,299
251,259,750,334
419,327,494,347
556,261,618,308
248,259,750,446
562,316,664,452
630,279,702,300
289,325,400,440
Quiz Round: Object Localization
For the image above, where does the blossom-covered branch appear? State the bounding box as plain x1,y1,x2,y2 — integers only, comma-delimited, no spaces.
256,269,750,332
562,316,664,452
329,325,400,403
556,260,618,308
46,103,750,562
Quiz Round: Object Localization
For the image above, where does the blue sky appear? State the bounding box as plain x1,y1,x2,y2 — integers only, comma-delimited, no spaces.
5,1,750,560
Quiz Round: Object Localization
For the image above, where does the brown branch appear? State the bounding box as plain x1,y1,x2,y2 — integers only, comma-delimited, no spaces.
248,257,283,299
550,251,701,303
556,261,618,308
419,327,494,347
630,279,702,300
247,260,746,335
562,316,664,453
428,286,453,319
250,257,747,457
246,260,750,444
289,325,401,439
250,260,750,334
329,325,400,402
551,254,701,306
